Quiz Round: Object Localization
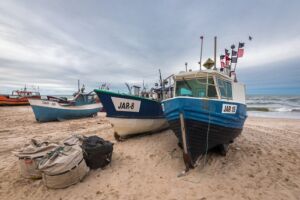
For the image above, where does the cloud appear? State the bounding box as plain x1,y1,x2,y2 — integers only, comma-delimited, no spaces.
0,0,299,95
238,58,300,95
239,37,300,68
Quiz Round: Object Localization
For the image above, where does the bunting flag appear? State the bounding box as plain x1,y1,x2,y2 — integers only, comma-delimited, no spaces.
220,42,246,70
237,48,244,57
237,42,245,58
225,60,230,66
225,49,230,56
221,61,225,68
231,50,237,56
225,55,230,66
220,55,225,68
231,57,238,63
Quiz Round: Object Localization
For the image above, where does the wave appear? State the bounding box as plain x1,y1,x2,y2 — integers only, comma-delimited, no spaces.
247,102,283,105
246,96,300,114
287,97,300,103
247,107,300,112
292,108,300,112
247,107,270,112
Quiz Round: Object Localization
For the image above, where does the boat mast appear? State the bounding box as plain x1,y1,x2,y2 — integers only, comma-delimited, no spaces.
159,69,164,100
78,80,80,92
185,62,188,72
213,36,217,70
199,36,204,71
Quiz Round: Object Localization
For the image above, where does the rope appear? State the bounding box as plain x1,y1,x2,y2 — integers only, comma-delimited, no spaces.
203,103,211,167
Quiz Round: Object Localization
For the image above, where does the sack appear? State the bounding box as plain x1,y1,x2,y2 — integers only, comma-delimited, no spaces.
82,136,113,169
38,146,89,189
63,134,84,146
17,157,43,179
13,139,58,179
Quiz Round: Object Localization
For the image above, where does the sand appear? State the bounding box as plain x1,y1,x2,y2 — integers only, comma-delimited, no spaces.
0,106,299,200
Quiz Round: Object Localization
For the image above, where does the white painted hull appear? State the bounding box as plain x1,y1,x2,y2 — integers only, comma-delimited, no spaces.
107,117,169,137
29,99,102,110
28,99,102,122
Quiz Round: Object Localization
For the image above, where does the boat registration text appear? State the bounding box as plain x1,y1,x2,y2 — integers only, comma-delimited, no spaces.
111,97,141,112
42,101,57,106
222,104,237,114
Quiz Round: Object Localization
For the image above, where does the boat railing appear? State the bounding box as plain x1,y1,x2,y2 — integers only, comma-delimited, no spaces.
47,96,75,105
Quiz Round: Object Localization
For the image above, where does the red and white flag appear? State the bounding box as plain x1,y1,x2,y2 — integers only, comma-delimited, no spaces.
237,48,244,58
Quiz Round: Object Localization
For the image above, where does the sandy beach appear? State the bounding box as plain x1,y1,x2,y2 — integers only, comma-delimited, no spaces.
0,106,299,200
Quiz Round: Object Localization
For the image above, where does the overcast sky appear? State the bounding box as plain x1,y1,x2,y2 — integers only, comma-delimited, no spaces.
0,0,299,95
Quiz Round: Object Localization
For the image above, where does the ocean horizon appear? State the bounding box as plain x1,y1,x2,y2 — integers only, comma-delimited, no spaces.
246,95,300,119
43,94,300,119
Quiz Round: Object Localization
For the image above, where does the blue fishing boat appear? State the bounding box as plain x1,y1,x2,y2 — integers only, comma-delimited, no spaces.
94,89,169,139
162,69,247,169
29,88,101,122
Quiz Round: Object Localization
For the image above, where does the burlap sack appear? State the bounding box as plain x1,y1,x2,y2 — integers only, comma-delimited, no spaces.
13,140,58,179
63,134,85,146
38,145,89,189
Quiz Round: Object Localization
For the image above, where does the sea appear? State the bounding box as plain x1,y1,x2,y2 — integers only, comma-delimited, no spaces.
43,95,300,119
246,95,300,119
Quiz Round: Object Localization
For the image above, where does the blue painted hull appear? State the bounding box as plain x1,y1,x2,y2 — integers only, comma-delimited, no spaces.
94,90,165,119
163,97,247,129
94,89,168,136
162,97,247,165
31,105,100,122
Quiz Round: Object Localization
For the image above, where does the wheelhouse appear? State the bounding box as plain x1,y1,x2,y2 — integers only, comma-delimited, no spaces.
12,90,40,97
174,70,236,101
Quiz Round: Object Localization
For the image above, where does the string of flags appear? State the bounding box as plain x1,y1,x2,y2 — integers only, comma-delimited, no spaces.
220,41,246,70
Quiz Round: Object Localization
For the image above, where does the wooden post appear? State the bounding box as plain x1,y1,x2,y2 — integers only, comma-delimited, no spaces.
180,112,193,171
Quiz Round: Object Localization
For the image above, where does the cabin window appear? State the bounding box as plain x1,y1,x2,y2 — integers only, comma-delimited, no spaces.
217,78,232,99
175,77,218,98
179,88,192,96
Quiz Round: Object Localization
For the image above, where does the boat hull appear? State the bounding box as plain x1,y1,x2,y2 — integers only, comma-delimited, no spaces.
162,97,247,165
29,99,101,122
0,95,40,106
108,117,168,137
94,89,168,137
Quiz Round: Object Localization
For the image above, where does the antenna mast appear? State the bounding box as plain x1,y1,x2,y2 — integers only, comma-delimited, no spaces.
199,36,204,71
77,80,80,92
213,36,217,70
185,62,188,72
159,69,164,100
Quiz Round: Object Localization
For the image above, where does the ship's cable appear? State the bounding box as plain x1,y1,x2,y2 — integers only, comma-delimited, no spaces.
203,103,211,167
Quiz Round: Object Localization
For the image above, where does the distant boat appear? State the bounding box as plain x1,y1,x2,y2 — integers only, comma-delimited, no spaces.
29,87,101,122
0,87,41,106
162,69,247,169
94,89,169,140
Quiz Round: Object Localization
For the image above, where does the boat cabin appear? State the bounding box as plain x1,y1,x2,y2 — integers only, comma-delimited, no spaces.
173,70,246,104
74,93,98,106
11,90,40,97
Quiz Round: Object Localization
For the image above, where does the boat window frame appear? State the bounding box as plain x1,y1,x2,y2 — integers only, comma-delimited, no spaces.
174,74,218,99
216,77,233,100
